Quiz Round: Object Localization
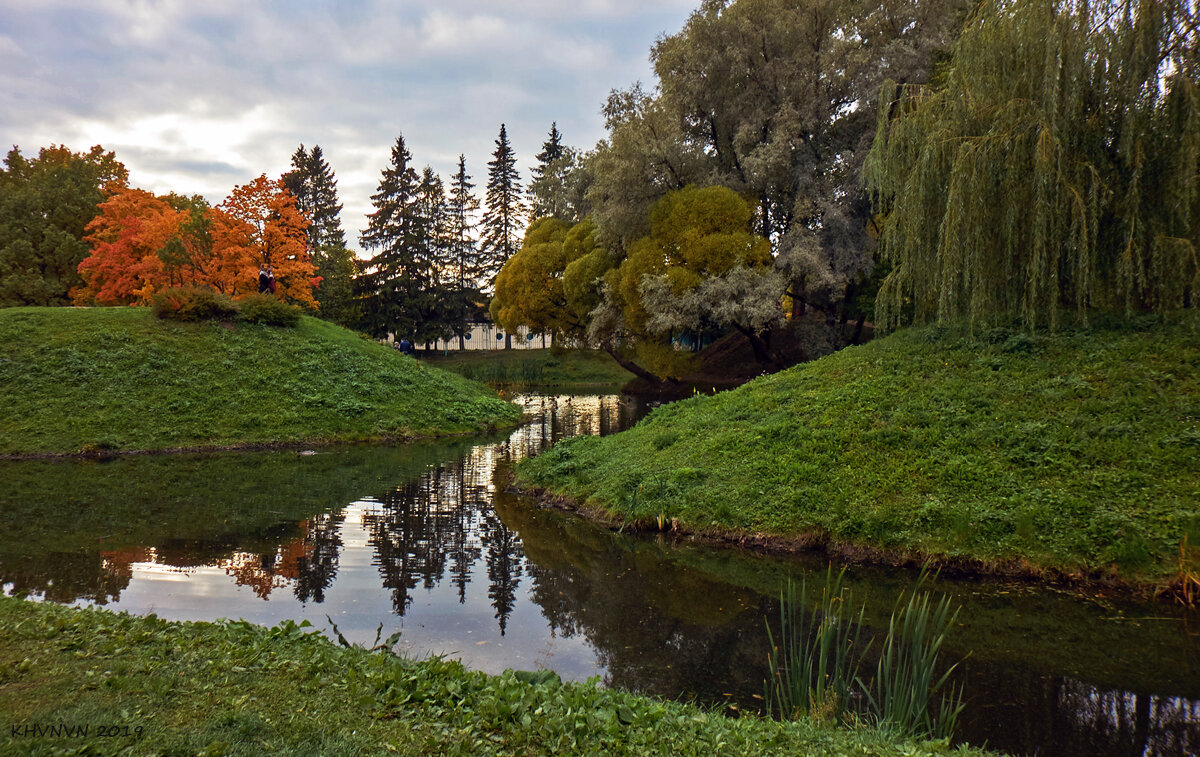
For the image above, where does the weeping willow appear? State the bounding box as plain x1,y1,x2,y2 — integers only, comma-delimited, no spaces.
863,0,1200,330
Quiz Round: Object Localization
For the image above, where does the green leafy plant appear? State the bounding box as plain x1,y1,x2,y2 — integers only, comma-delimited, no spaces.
860,573,965,739
765,567,865,724
151,286,238,322
766,569,966,740
236,293,302,327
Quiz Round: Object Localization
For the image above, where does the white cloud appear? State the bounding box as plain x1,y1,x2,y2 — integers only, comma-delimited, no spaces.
0,0,697,252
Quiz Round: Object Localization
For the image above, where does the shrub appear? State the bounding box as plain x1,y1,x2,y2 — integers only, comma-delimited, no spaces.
236,293,301,327
152,287,238,322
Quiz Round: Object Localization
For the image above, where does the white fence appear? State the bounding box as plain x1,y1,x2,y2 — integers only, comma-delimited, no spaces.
388,323,550,351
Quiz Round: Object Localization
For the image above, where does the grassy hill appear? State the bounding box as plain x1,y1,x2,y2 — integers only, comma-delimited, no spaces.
519,316,1200,587
0,307,521,456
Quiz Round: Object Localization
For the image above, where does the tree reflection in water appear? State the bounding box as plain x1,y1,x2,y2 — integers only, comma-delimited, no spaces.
2,392,1197,756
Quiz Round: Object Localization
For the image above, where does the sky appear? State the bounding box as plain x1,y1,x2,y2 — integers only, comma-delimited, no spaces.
0,0,698,253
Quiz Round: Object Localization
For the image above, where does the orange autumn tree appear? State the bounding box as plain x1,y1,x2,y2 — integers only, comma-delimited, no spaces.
78,189,179,304
219,175,318,308
155,195,251,294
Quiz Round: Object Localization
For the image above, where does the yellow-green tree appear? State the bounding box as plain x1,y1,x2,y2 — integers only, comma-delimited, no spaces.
597,186,777,374
490,217,611,343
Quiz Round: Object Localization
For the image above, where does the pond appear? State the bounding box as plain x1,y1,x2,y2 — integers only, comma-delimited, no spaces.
1,392,1196,756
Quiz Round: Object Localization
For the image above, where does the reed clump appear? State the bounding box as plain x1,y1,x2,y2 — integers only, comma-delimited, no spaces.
765,569,965,740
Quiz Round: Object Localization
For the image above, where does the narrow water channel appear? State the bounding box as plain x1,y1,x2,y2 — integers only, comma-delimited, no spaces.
1,392,1196,756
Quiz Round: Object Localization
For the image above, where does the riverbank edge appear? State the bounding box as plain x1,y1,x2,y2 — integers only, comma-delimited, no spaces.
0,417,526,461
512,483,1180,601
0,596,996,756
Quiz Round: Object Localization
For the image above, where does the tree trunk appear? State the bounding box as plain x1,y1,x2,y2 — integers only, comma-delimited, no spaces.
735,325,778,366
851,312,866,345
601,342,661,384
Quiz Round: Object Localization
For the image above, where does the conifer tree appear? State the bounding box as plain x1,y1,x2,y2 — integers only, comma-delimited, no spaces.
527,122,581,223
356,134,434,340
283,144,346,250
283,144,355,324
448,155,481,290
479,124,525,291
446,155,485,348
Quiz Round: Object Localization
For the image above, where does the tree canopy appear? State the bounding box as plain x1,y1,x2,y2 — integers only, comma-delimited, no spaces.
587,0,968,317
479,124,525,290
0,145,127,306
76,177,316,308
283,144,355,324
863,0,1200,329
490,217,608,343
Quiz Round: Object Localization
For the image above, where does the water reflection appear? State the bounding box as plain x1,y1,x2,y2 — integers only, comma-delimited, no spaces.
0,391,1196,756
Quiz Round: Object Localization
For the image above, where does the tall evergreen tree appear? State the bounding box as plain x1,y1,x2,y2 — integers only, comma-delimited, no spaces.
356,135,435,340
448,155,481,290
527,122,581,223
283,144,346,250
446,155,486,348
531,123,564,184
282,144,355,324
479,124,525,291
414,166,457,346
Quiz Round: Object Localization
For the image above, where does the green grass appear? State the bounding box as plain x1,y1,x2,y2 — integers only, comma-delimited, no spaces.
0,596,996,756
518,316,1200,584
0,307,522,455
422,347,633,389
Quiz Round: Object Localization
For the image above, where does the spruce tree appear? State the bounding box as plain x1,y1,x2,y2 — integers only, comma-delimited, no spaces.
479,124,525,290
527,122,579,222
447,155,485,348
448,155,481,290
282,144,355,324
356,134,434,340
283,144,346,250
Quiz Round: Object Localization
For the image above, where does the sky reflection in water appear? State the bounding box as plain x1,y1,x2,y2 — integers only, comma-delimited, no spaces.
2,392,1198,756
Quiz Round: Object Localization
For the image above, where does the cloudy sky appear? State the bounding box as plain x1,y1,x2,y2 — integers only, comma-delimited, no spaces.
1,0,697,252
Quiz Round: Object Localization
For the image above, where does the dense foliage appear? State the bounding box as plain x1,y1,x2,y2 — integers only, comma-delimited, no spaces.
283,144,357,325
75,176,318,308
151,286,239,322
864,0,1200,329
0,145,127,306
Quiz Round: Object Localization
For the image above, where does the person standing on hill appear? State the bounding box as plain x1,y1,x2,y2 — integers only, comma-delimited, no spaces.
266,265,276,294
258,264,270,294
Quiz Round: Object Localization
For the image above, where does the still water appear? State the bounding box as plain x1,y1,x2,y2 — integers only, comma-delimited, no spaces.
1,392,1196,756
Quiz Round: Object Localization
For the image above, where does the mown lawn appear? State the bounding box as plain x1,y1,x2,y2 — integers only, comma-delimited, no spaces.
0,307,521,455
519,316,1200,585
0,597,996,756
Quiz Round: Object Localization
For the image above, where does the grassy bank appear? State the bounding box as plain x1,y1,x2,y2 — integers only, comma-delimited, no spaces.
518,317,1200,587
0,307,521,456
422,347,633,389
0,597,994,756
